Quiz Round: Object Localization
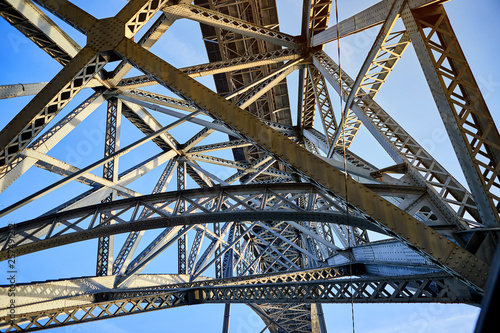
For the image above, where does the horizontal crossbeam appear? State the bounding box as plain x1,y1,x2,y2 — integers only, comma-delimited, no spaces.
311,0,446,46
0,273,476,332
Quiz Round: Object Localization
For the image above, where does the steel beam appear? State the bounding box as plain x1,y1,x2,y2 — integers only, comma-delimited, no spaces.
0,48,106,171
0,83,49,99
308,66,337,145
329,30,410,152
32,0,96,33
402,4,500,226
116,0,170,38
118,94,237,136
121,89,198,112
164,3,297,49
0,111,197,217
235,65,297,110
313,50,480,229
115,38,489,290
311,0,446,46
0,91,105,192
0,273,475,332
0,0,79,65
300,66,317,130
183,49,300,78
96,98,122,276
177,160,188,274
308,0,333,39
333,0,406,151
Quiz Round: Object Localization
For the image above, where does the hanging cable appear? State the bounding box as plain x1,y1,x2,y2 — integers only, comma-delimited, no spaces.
334,0,355,332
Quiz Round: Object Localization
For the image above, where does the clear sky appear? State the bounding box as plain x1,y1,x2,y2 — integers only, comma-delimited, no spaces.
1,0,499,332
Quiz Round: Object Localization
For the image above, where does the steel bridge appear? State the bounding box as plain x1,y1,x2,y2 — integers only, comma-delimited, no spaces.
0,0,498,332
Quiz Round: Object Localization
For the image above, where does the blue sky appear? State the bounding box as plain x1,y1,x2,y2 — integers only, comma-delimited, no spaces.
1,0,499,331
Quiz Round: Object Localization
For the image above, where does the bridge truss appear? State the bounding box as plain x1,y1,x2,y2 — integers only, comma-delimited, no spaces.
0,0,498,332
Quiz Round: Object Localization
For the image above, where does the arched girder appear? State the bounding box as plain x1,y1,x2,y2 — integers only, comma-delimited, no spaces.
0,183,387,260
0,272,477,332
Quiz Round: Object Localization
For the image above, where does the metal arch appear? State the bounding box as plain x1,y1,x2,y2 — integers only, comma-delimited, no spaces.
0,184,388,258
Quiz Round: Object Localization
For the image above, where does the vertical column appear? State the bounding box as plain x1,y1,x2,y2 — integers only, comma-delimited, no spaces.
233,224,242,276
177,159,187,274
222,303,231,333
223,224,235,278
311,303,328,333
214,221,222,278
97,97,121,276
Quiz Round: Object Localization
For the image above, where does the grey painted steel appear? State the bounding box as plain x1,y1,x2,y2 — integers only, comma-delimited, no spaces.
0,184,390,258
0,273,476,332
313,51,478,230
0,0,80,65
164,3,298,49
0,92,105,192
402,5,499,226
311,0,446,46
0,0,497,332
0,83,48,99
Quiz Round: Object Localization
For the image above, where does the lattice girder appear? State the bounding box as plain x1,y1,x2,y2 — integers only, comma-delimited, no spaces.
0,0,497,332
